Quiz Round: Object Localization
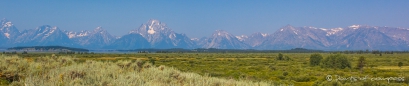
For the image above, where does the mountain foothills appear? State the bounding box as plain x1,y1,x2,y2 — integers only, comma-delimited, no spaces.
1,18,409,50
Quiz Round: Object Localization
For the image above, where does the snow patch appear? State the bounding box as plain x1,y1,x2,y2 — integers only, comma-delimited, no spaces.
4,33,10,38
293,31,298,35
3,22,12,27
261,33,268,37
148,28,155,34
44,27,57,38
68,34,75,38
235,35,248,41
326,28,343,36
169,33,176,39
191,38,199,41
77,32,89,37
320,28,328,31
309,27,317,29
147,21,156,34
349,25,360,29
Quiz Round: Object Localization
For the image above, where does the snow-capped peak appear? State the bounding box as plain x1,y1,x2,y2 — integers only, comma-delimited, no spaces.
129,19,172,35
93,26,107,34
146,19,163,34
214,30,230,36
94,26,102,31
33,25,60,38
349,25,361,29
1,18,13,27
280,25,295,32
3,22,13,27
148,19,161,25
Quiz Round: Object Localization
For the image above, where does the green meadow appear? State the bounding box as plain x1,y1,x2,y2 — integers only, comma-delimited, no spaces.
1,52,408,86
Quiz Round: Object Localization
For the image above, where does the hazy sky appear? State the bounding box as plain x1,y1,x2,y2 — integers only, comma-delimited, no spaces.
1,0,408,38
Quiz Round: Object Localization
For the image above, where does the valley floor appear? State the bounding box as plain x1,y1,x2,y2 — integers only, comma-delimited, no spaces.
1,53,409,86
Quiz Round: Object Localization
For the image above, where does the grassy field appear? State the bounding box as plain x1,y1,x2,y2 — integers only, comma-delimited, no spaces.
1,52,409,86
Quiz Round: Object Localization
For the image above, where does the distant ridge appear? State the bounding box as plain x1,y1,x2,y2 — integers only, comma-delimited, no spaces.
1,18,409,51
8,46,89,52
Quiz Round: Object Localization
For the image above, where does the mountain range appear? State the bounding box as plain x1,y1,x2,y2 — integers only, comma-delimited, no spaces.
1,18,409,51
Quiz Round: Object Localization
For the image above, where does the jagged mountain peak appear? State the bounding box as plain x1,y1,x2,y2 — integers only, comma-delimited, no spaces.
213,30,232,36
65,26,110,39
94,26,103,31
130,19,171,35
126,19,195,49
93,26,108,34
1,18,13,27
1,19,20,39
203,30,249,49
37,25,55,29
279,25,297,32
147,19,161,25
1,18,408,50
1,18,9,23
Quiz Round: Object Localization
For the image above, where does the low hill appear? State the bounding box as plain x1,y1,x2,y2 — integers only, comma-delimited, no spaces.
7,46,89,52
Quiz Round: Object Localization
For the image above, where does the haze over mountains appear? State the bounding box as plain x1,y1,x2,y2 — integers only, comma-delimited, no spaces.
1,18,409,50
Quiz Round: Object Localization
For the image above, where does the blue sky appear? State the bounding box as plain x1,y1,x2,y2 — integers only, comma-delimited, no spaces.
1,0,408,38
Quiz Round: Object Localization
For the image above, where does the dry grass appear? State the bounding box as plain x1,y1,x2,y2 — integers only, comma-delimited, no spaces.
0,55,272,86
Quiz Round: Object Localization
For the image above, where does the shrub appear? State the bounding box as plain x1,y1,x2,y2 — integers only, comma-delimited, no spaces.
277,53,284,60
357,56,365,73
310,53,323,66
283,72,289,76
321,53,351,69
398,62,403,69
